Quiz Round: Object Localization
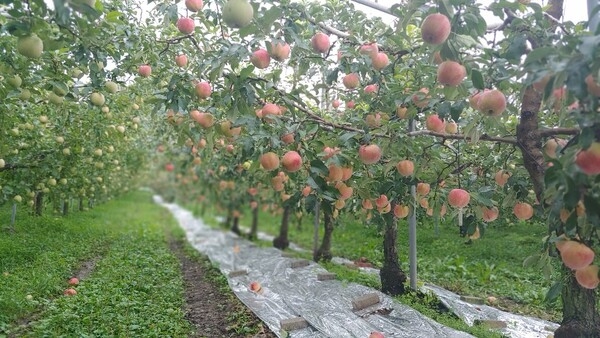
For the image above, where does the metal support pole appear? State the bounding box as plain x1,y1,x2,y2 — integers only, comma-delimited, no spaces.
408,118,418,290
588,0,600,33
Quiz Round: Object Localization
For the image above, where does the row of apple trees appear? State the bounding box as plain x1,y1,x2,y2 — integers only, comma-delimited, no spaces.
2,0,600,335
145,0,600,336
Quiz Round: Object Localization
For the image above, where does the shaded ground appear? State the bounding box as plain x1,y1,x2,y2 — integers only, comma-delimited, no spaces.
170,238,277,338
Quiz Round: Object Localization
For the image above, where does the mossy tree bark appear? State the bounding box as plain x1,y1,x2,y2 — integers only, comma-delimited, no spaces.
313,204,334,262
273,205,290,250
379,205,406,296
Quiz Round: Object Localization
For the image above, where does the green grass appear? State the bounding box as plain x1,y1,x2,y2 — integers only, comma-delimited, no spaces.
0,191,191,337
193,203,561,324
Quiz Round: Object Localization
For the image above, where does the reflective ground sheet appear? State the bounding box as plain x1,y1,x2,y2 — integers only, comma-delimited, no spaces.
156,196,474,338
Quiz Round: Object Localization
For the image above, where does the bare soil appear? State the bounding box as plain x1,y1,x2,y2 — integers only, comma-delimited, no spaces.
170,238,277,338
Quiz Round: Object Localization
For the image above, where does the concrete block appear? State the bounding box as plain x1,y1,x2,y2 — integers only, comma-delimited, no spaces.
280,317,309,331
352,292,380,311
228,270,247,277
343,263,359,269
317,273,336,281
460,295,485,305
290,259,310,268
474,320,508,329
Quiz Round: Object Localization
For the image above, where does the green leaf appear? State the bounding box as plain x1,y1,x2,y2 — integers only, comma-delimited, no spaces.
453,34,478,48
544,281,562,303
106,11,123,23
471,69,484,90
524,47,556,66
522,254,540,268
260,7,283,31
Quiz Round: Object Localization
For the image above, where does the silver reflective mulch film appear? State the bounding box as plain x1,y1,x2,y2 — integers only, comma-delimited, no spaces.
155,196,557,338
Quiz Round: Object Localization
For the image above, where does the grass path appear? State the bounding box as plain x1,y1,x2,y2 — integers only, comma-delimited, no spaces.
0,192,272,337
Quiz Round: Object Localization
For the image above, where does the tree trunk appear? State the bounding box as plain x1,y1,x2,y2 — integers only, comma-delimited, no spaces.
518,1,600,334
34,192,44,216
296,212,302,230
517,87,545,202
248,205,258,241
231,216,241,235
223,208,232,229
79,198,84,211
379,209,407,295
62,200,69,216
273,205,290,250
313,207,334,262
554,267,600,338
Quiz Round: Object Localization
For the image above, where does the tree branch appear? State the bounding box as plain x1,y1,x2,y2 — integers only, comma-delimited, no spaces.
540,127,579,137
0,163,39,171
407,130,518,145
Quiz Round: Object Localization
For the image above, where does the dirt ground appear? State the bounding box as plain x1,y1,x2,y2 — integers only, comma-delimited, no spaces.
170,238,278,338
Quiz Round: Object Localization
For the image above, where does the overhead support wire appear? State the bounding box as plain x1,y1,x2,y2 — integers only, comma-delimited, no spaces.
348,0,396,17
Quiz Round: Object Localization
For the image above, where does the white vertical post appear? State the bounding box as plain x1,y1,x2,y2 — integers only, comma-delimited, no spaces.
313,200,320,257
408,119,418,290
588,0,600,33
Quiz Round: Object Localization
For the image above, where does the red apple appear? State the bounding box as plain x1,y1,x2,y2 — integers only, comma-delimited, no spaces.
358,42,378,57
195,81,212,99
394,205,409,219
369,331,385,338
176,17,195,35
396,160,414,177
281,132,294,144
311,32,330,53
185,0,203,12
270,41,291,61
359,144,381,164
63,288,77,296
138,64,152,77
165,163,175,172
513,202,534,220
251,48,270,69
175,54,188,67
364,84,378,95
445,121,458,134
576,142,600,175
343,73,360,89
412,88,430,108
421,13,451,45
375,194,389,208
425,114,445,133
494,170,510,187
576,264,600,289
559,241,595,270
302,185,312,197
448,188,470,208
249,281,262,293
68,277,79,286
281,151,302,172
417,182,430,196
371,52,389,70
477,89,506,116
262,103,281,116
260,152,279,171
437,61,466,87
482,206,499,222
